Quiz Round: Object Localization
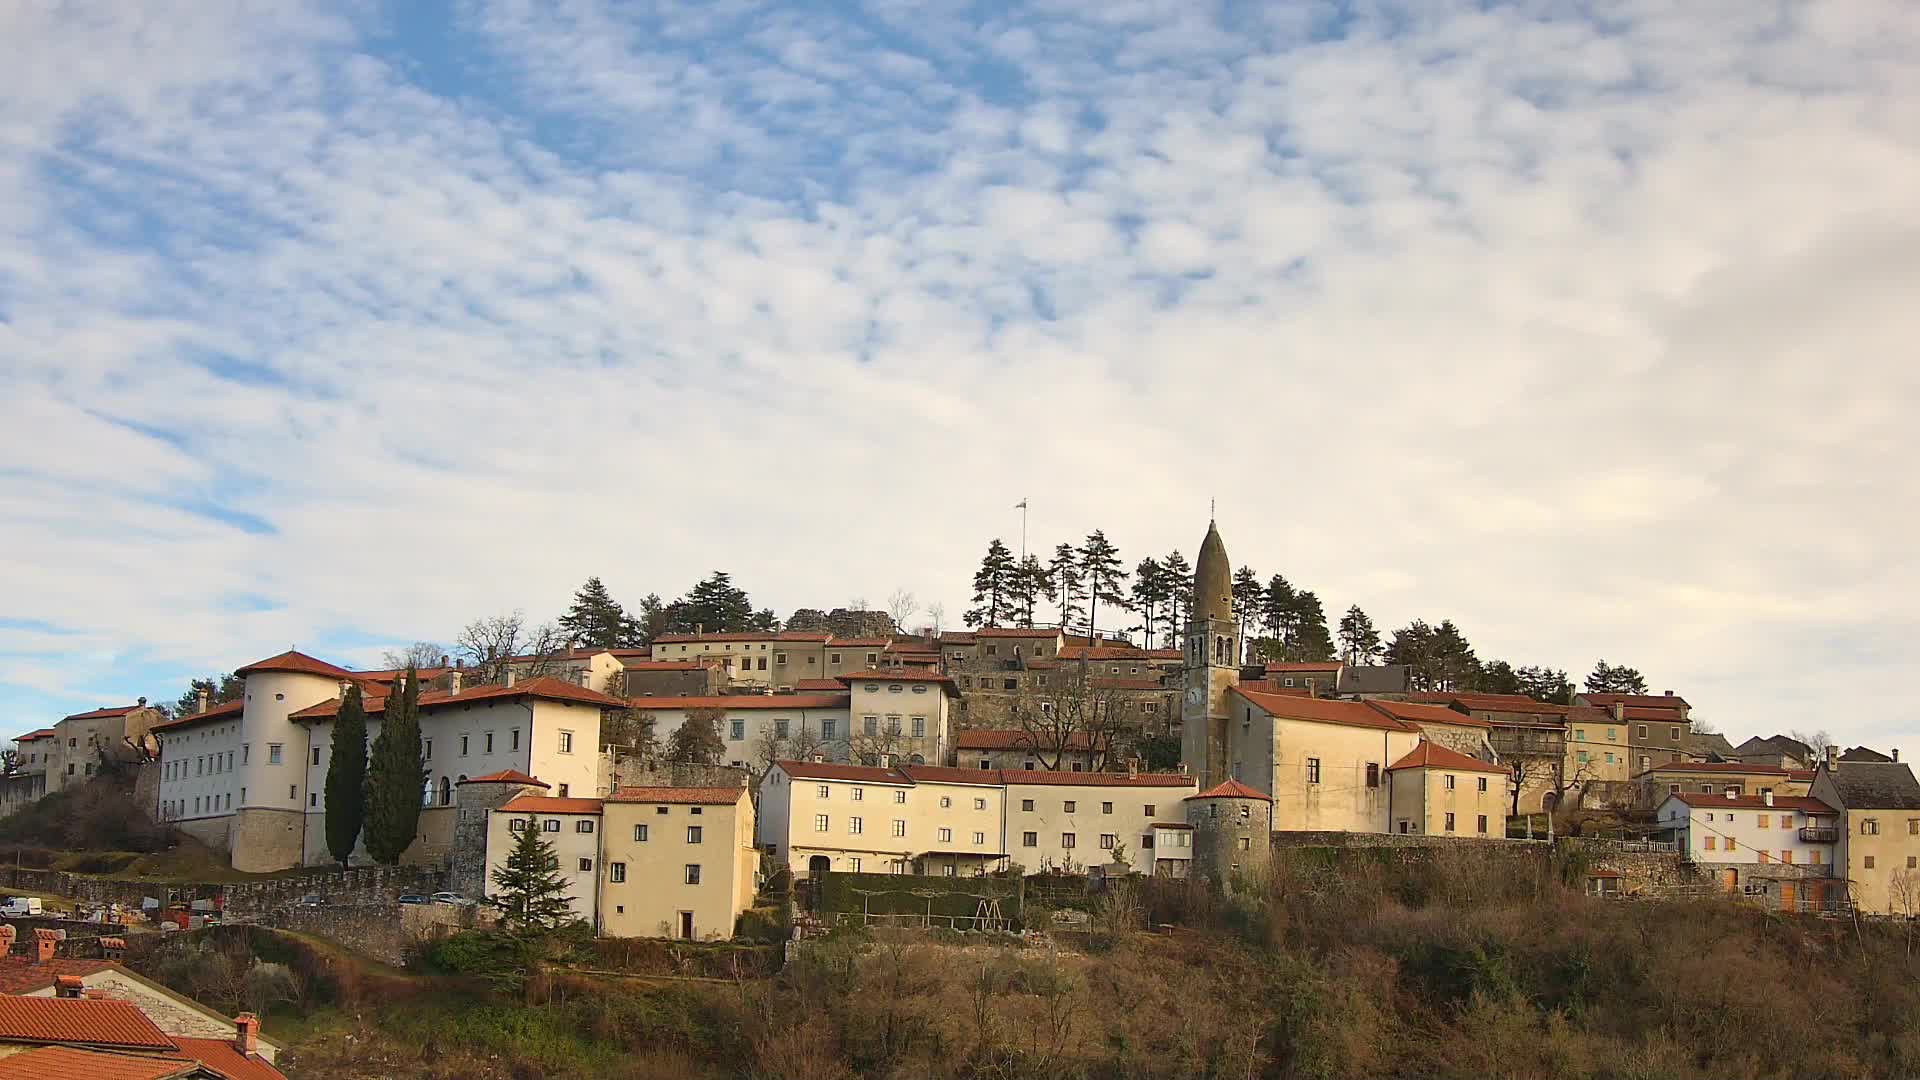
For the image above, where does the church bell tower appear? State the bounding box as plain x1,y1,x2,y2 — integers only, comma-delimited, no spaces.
1181,519,1240,791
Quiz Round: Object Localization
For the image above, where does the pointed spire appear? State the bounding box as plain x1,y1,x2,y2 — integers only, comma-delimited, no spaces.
1194,519,1232,624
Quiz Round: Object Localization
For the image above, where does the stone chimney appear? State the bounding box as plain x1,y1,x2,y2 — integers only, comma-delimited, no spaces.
33,928,58,964
1827,745,1839,766
1724,788,1737,800
506,669,517,688
54,974,84,998
449,670,464,694
1128,758,1140,779
234,1013,261,1054
1894,749,1901,762
1611,703,1625,722
0,924,15,955
197,688,210,714
1763,790,1775,806
136,696,146,707
441,653,450,668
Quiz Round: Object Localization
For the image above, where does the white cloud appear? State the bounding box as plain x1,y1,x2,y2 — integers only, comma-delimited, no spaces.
0,0,1916,750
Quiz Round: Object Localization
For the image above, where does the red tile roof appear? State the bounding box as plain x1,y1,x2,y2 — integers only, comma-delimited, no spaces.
0,995,176,1050
626,694,849,711
59,705,145,722
1187,779,1272,802
900,765,1006,786
423,676,628,711
973,628,1062,638
792,678,846,692
828,638,893,648
1582,693,1690,709
1387,741,1507,774
605,786,745,805
955,729,1096,752
1056,646,1150,661
617,660,722,671
998,769,1195,788
0,1046,199,1080
233,650,353,679
1259,662,1343,673
499,795,604,815
1645,761,1788,775
1240,682,1313,695
1412,692,1569,717
1667,792,1834,813
0,959,116,995
1619,707,1691,722
14,729,57,742
1232,688,1414,733
650,631,831,643
841,669,961,696
349,667,454,683
1143,649,1183,660
776,760,910,784
150,699,246,733
457,770,549,788
1787,769,1817,782
1366,699,1492,729
169,1036,288,1080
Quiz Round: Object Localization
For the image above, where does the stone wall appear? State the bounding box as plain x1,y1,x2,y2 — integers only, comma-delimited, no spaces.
611,762,751,789
1573,845,1706,896
1270,830,1543,850
173,815,233,854
255,900,491,965
231,807,304,873
0,864,442,916
450,779,543,899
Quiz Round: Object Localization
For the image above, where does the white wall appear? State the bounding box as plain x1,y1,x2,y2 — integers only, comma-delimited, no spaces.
1004,779,1194,873
155,716,245,822
1659,796,1837,868
485,806,601,925
758,766,1002,874
236,670,340,814
629,703,851,768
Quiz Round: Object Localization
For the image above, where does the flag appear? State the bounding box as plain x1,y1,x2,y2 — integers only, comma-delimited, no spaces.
1014,498,1028,510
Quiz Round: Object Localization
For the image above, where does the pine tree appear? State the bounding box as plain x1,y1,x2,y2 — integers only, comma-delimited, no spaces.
1078,530,1127,641
363,667,426,865
1049,543,1083,632
1262,575,1298,646
664,572,758,634
1387,620,1438,690
1430,620,1480,691
1337,605,1382,665
1128,557,1169,647
1231,566,1264,631
324,684,369,867
1517,665,1574,705
172,673,244,718
1585,660,1648,694
489,816,577,933
966,539,1017,627
1008,555,1048,627
1160,550,1192,646
558,576,642,648
634,593,669,644
1477,659,1522,695
666,710,726,765
1292,590,1335,662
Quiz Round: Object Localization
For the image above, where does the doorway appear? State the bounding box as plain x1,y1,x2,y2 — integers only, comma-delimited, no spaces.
809,855,831,876
678,911,694,939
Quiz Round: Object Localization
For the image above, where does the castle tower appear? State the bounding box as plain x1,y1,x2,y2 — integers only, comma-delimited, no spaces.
1186,778,1273,892
1180,520,1240,790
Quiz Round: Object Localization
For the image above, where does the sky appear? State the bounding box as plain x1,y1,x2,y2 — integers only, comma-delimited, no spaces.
2,1,1917,752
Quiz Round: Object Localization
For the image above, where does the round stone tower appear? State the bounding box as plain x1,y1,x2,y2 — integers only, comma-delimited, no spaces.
1186,779,1273,893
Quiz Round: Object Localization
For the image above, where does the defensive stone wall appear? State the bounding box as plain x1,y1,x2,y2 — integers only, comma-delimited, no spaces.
253,900,484,966
0,864,443,915
1270,830,1542,850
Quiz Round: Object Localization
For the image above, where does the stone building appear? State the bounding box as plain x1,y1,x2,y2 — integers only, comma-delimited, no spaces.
1186,779,1272,892
1807,754,1920,915
1180,521,1241,792
44,701,164,794
618,659,727,698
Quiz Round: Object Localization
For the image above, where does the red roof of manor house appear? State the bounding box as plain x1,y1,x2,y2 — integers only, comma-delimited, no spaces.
149,698,245,733
0,958,117,995
59,705,146,722
1387,741,1507,774
0,994,176,1050
290,676,627,722
955,729,1098,752
649,631,832,644
458,770,549,787
626,694,850,710
0,1046,199,1080
1667,792,1834,813
1258,662,1343,673
1366,699,1492,729
1646,761,1788,775
14,728,57,742
1187,779,1272,802
1231,688,1415,733
972,628,1063,639
499,795,604,815
1412,691,1569,717
1582,693,1690,709
606,786,745,805
998,769,1194,788
618,660,723,671
233,650,354,679
773,760,1194,789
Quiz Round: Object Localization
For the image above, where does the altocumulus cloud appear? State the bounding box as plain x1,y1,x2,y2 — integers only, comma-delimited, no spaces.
0,0,1916,749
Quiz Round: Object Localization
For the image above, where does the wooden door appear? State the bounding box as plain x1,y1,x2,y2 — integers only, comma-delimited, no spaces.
1779,880,1797,913
1719,869,1738,893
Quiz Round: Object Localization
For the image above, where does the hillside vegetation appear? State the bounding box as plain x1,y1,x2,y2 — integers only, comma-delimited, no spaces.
136,848,1919,1080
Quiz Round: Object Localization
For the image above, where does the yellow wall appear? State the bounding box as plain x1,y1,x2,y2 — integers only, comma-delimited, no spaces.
1388,766,1504,836
1566,719,1629,783
1229,710,1418,833
598,795,757,939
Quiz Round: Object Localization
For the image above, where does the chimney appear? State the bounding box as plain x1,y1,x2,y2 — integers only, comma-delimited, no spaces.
0,924,14,955
449,671,463,694
32,928,58,964
1827,745,1838,766
197,688,210,714
1894,749,1900,762
54,975,84,998
136,696,146,707
1128,758,1140,779
1763,790,1774,806
1725,788,1737,800
506,669,517,688
1663,689,1673,697
1611,703,1624,722
441,654,450,668
234,1013,261,1054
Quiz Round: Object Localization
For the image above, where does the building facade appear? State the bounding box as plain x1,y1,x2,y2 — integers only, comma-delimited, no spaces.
1808,757,1920,915
1227,687,1421,833
1386,741,1509,837
1181,521,1240,792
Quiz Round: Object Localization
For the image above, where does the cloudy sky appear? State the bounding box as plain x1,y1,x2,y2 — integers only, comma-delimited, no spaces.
2,1,1916,750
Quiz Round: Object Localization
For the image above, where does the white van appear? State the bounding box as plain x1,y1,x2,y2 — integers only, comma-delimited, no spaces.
0,897,44,917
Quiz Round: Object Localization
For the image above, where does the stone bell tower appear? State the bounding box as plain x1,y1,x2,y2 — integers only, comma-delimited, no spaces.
1180,519,1240,792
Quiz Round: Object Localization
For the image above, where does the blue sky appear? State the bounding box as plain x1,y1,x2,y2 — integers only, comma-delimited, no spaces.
2,1,1917,750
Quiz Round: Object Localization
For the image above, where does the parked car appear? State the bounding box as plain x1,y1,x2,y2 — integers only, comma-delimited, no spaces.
397,894,430,905
0,897,44,917
295,893,326,908
429,892,476,907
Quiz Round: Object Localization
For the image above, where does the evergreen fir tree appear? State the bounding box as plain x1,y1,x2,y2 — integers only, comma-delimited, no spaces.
1008,554,1048,627
663,572,758,634
1477,659,1523,695
1292,590,1336,662
1262,575,1298,646
1337,605,1382,665
1160,549,1192,646
1516,665,1574,705
966,538,1017,627
1584,660,1648,694
557,576,642,648
1128,556,1168,647
1231,566,1264,630
489,816,577,933
324,684,369,867
363,667,426,865
666,711,726,764
1078,530,1127,640
1049,543,1084,632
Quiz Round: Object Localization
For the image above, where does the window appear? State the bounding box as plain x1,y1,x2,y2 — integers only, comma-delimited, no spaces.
655,806,668,814
1862,819,1880,835
814,814,829,832
1445,774,1456,791
1670,726,1681,741
1725,838,1737,852
424,739,432,761
1365,763,1380,788
939,796,951,808
1444,813,1456,832
1863,855,1876,870
544,819,560,832
822,719,837,740
891,820,906,837
609,863,626,883
1607,727,1617,741
1704,836,1716,851
685,864,702,884
633,824,649,842
775,652,787,665
730,720,746,740
912,716,925,738
242,745,249,765
1780,850,1793,864
1021,798,1035,812
578,857,593,872
511,729,520,750
460,735,469,756
687,825,703,843
775,719,790,738
847,817,862,835
1477,776,1489,792
1023,831,1038,847
559,731,574,753
1909,856,1918,869
848,858,861,872
864,717,879,736
972,831,985,844
268,744,282,765
847,787,863,802
830,652,842,664
1063,800,1077,813
1100,833,1117,850
310,792,319,807
817,785,832,799
312,747,322,766
1102,801,1114,814
938,827,952,843
1911,820,1919,835
1637,725,1648,740
886,716,901,735
1306,758,1321,784
557,783,569,797
1477,815,1488,834
576,820,594,833
893,790,906,804
1061,833,1076,849
485,732,494,753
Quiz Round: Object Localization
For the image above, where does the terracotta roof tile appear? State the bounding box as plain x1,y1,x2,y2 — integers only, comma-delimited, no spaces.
617,660,722,671
626,694,849,710
998,769,1196,788
776,760,910,784
899,765,1005,786
59,705,145,722
233,650,354,679
0,958,116,995
1387,740,1507,774
498,795,604,815
1258,662,1343,673
0,995,176,1050
1233,688,1414,733
0,1046,199,1080
422,676,628,711
457,770,549,788
1581,693,1690,709
955,729,1097,752
972,628,1063,638
792,678,846,692
605,786,745,805
169,1036,288,1080
14,729,57,742
1645,761,1788,774
1366,699,1492,729
1412,691,1570,717
1187,779,1272,802
150,699,246,733
1667,792,1835,813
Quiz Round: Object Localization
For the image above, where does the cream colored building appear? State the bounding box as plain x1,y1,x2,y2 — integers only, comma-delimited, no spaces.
486,794,605,926
1226,687,1422,833
1003,770,1197,873
1563,705,1630,784
646,632,901,689
503,648,628,694
599,787,758,940
1809,758,1920,915
1386,740,1508,837
842,669,957,766
623,694,851,769
45,701,163,793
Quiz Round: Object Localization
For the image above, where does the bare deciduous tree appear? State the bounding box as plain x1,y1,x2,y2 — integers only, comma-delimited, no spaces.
456,612,573,686
381,640,447,671
886,589,918,634
925,602,945,638
1006,662,1127,771
1790,729,1834,764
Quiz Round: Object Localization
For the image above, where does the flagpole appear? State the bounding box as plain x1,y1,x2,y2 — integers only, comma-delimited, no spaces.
1016,498,1028,561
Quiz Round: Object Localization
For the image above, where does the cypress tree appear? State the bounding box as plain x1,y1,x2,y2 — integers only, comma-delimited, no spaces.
323,684,369,866
364,666,426,865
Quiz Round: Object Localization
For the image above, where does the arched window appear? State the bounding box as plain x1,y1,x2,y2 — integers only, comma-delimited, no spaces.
909,754,925,765
439,776,452,806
